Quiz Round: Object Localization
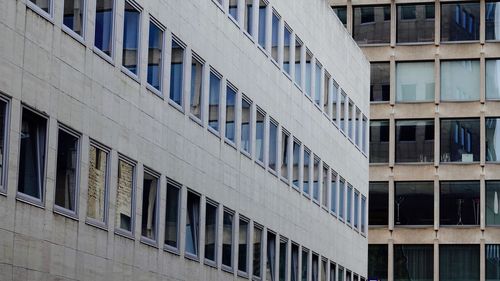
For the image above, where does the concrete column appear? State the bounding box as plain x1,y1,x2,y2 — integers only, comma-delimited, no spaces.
347,0,353,34
388,178,394,231
388,116,395,167
390,0,396,47
435,0,440,46
480,239,485,281
434,240,439,281
388,241,394,281
434,177,440,231
481,177,486,230
480,0,486,44
480,55,486,104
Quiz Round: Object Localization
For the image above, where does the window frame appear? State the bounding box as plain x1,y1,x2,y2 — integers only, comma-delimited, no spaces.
208,67,223,136
140,167,161,247
0,95,10,195
114,154,137,239
292,138,302,191
280,127,291,182
93,0,116,63
61,0,87,42
169,35,187,111
255,107,266,166
268,118,279,174
225,82,238,146
189,52,205,124
330,170,338,215
222,207,236,272
120,0,142,80
27,0,54,22
253,223,264,279
145,16,166,96
185,189,201,260
164,178,182,254
204,198,219,266
240,94,253,157
237,216,250,276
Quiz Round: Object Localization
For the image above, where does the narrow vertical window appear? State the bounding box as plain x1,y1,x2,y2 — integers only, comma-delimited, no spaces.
208,70,221,133
54,127,80,214
312,253,319,281
222,209,234,269
268,120,278,172
361,195,367,234
291,243,299,281
241,96,252,154
147,20,163,92
258,0,267,48
253,225,263,279
190,55,203,120
256,109,265,163
244,0,253,35
238,218,249,274
185,191,200,257
339,267,344,281
122,1,140,75
225,84,237,143
279,238,288,281
330,171,337,214
0,99,7,192
87,143,109,223
63,0,85,37
229,0,238,21
95,0,114,57
354,190,359,230
165,181,180,250
348,101,354,140
294,38,303,86
204,200,218,263
321,259,327,281
303,148,311,196
321,165,328,208
347,184,353,224
330,263,337,281
281,129,290,180
267,231,277,281
18,108,47,202
305,50,313,97
314,62,322,106
292,140,301,189
141,170,159,242
332,82,338,124
115,157,135,233
271,11,280,63
29,0,52,15
324,72,331,115
362,115,368,153
312,156,320,202
283,25,292,75
340,92,346,132
170,39,184,107
301,249,309,281
339,178,345,219
355,108,362,147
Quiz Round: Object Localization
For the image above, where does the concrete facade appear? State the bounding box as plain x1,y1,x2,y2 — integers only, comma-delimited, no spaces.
0,0,369,280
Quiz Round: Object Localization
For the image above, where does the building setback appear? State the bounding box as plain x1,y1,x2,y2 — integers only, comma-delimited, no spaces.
330,0,500,280
0,0,369,280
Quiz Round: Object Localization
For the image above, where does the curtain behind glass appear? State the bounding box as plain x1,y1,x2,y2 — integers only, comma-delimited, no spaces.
486,59,500,100
394,245,433,281
440,245,479,281
441,60,480,101
486,244,500,281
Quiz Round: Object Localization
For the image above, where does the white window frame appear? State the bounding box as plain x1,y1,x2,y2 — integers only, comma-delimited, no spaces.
114,154,137,239
168,35,187,112
145,16,166,97
61,0,87,42
164,178,182,254
26,0,54,22
93,0,116,64
240,94,253,157
221,207,235,272
204,198,219,266
140,167,161,246
0,95,10,195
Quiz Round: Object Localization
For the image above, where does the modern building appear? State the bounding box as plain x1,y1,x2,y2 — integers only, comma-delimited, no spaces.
0,0,370,280
330,0,500,280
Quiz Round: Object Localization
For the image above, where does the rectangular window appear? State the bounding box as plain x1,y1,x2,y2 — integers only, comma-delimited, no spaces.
165,181,180,250
370,120,389,163
258,0,267,48
395,119,434,163
115,157,135,233
122,1,140,75
29,0,52,15
394,182,433,225
486,244,500,280
63,0,85,37
324,72,331,115
292,140,301,189
441,3,480,41
208,70,221,133
241,96,252,154
346,185,353,224
440,245,479,280
87,143,109,223
229,0,238,21
361,195,367,233
225,84,237,143
147,20,163,92
340,92,346,132
441,60,480,101
332,6,347,26
0,99,7,192
94,0,114,57
253,225,263,279
267,231,277,281
397,4,435,43
281,129,290,180
354,191,360,229
291,243,299,281
283,24,292,75
303,148,311,196
321,165,328,208
301,249,309,281
190,55,203,120
321,258,327,281
330,263,337,281
256,108,265,163
271,11,280,63
370,63,390,102
332,82,338,123
313,156,320,202
141,170,159,242
362,116,368,153
440,181,480,225
330,171,337,214
339,178,345,220
222,209,234,269
305,50,313,97
355,108,362,147
312,253,319,281
204,200,218,263
486,59,500,100
486,2,500,41
294,38,303,87
487,181,500,225
394,245,433,281
185,190,200,257
238,218,249,273
396,61,435,102
244,0,253,34
369,182,389,226
314,62,322,106
440,118,480,163
346,271,352,281
353,5,391,44
18,108,47,202
269,120,278,172
368,245,388,281
55,127,80,214
170,39,185,106
347,101,354,140
339,267,344,281
279,238,287,281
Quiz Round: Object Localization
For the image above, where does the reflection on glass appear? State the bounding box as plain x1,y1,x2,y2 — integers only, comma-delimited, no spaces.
440,181,480,226
301,249,309,281
185,191,200,256
486,182,500,225
339,178,345,219
222,210,234,268
115,159,134,232
190,57,203,119
208,72,221,132
369,182,388,226
266,232,276,281
332,6,347,27
253,227,263,278
283,26,292,75
441,60,480,101
55,130,79,212
394,245,433,281
30,0,51,13
256,110,265,163
241,97,251,153
396,62,435,102
486,59,500,100
170,40,184,105
312,156,320,201
371,63,390,102
225,86,236,142
268,121,278,171
87,145,108,222
95,0,114,56
238,219,249,272
395,120,434,163
295,38,303,86
486,244,500,281
279,239,287,281
353,5,391,44
204,202,217,262
486,118,500,161
394,182,434,225
441,3,480,42
370,120,389,163
303,149,311,195
281,131,289,179
122,2,140,74
347,185,353,224
440,245,479,281
165,183,180,248
147,22,163,91
397,4,435,43
330,172,337,213
305,51,312,97
314,63,322,106
229,0,238,21
271,12,280,62
292,140,300,188
291,243,299,281
141,172,158,240
258,0,267,48
440,119,480,163
63,0,85,36
244,0,253,34
368,245,388,281
486,2,500,41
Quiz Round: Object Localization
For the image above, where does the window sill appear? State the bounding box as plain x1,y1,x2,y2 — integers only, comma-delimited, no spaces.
225,138,237,150
294,81,303,92
280,176,290,186
283,71,292,81
312,199,320,206
211,0,225,12
440,40,480,45
268,168,278,177
93,47,115,66
395,100,434,104
61,26,86,47
395,41,434,46
168,99,185,114
228,14,240,29
114,228,135,241
0,189,6,197
370,101,390,104
241,149,252,160
121,67,141,84
292,185,300,193
357,42,391,47
85,218,109,231
208,126,221,138
330,211,337,218
164,245,180,255
321,205,329,212
243,30,255,43
439,225,480,228
302,193,311,200
185,253,200,262
252,276,262,281
257,44,268,57
204,259,218,268
189,114,204,127
146,84,163,99
26,2,54,24
313,102,322,112
16,193,44,209
369,162,389,166
394,224,433,228
439,161,480,165
323,111,332,122
270,58,280,69
53,206,79,221
256,160,265,169
221,265,234,274
140,236,159,248
237,271,249,279
394,162,434,165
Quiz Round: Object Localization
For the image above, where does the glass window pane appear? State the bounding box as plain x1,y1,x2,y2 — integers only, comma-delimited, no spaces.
486,244,500,280
486,2,500,41
170,40,184,105
486,118,500,161
281,131,289,179
301,249,309,281
371,63,390,102
324,73,331,114
226,85,236,142
279,239,287,281
141,172,158,240
244,0,253,34
205,201,218,262
87,145,108,222
271,12,280,62
269,121,278,171
267,232,277,280
165,182,180,249
394,245,433,281
55,129,79,212
395,182,434,225
256,110,265,163
185,191,200,256
321,259,327,281
209,72,221,132
294,39,302,86
354,191,359,229
340,92,346,132
332,6,347,26
241,97,251,153
370,120,389,163
440,118,480,163
190,56,203,119
18,109,47,200
283,25,292,75
29,0,51,14
238,219,249,272
396,62,435,102
95,0,114,56
147,21,163,91
229,0,238,20
322,166,328,207
486,181,500,225
396,119,434,163
440,245,479,281
369,182,388,225
440,60,480,101
63,0,85,36
122,2,140,75
253,227,263,278
348,101,354,140
116,159,134,231
330,172,337,213
339,178,345,219
315,63,322,106
303,149,311,195
222,210,234,268
332,83,338,123
440,181,480,225
397,4,435,43
441,3,480,42
305,51,313,97
313,156,320,201
486,59,500,100
258,1,267,48
353,6,391,44
291,243,299,281
0,100,6,188
312,253,319,281
368,245,388,281
292,140,300,188
330,263,336,281
361,196,367,233
346,185,353,224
